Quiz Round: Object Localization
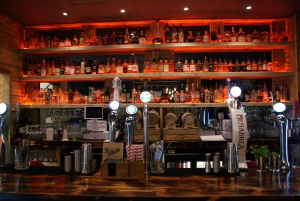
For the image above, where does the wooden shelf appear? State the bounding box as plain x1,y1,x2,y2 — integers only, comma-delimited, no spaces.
20,102,293,109
19,71,293,82
19,42,293,55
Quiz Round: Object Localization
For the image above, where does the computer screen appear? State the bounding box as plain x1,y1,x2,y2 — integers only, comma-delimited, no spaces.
84,106,103,119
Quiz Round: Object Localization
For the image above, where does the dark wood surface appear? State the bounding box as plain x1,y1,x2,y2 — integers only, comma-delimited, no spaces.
1,168,300,201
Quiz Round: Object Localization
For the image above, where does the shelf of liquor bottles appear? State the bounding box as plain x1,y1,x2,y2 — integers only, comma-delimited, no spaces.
19,72,293,83
19,42,293,55
19,102,293,109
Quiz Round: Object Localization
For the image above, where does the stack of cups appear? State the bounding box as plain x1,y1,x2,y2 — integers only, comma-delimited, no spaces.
82,143,93,174
226,142,239,173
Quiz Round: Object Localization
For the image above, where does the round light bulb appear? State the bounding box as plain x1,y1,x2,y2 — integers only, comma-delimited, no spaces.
230,86,242,98
109,100,120,110
140,91,151,103
273,102,286,113
0,103,7,115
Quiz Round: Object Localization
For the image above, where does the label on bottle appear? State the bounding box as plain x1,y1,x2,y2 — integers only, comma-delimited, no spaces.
127,64,133,73
85,67,91,73
262,63,268,71
178,33,184,43
158,64,164,72
132,64,138,73
190,64,196,72
231,36,237,42
183,64,189,72
163,64,169,72
203,35,209,43
122,93,127,103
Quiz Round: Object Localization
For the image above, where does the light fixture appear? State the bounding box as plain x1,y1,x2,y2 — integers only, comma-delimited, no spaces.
246,6,252,10
126,105,138,115
63,12,68,16
120,9,125,13
140,91,152,103
184,7,189,11
109,100,120,110
273,102,286,113
0,103,7,115
230,86,242,98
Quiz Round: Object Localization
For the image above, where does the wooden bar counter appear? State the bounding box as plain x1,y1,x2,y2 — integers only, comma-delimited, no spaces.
1,168,300,201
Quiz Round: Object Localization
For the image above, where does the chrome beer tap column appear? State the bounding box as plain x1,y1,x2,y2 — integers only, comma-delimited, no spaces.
273,102,290,171
125,104,138,146
140,79,151,174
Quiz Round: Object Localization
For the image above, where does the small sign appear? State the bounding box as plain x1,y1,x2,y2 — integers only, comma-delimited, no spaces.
102,142,123,162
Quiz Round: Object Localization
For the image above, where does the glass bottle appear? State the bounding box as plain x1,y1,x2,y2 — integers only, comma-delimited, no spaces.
217,27,222,42
122,59,128,73
102,33,109,45
230,27,237,42
132,57,139,73
196,59,202,72
116,59,123,74
169,59,174,72
204,86,211,103
214,83,220,103
223,31,231,42
228,59,234,72
131,31,139,44
179,83,185,103
203,30,210,43
127,57,133,73
200,85,205,103
270,27,279,42
36,60,41,76
39,36,45,48
171,25,178,43
223,58,229,72
152,20,164,44
46,59,51,76
194,31,203,42
218,58,223,72
262,55,268,71
79,30,85,47
258,59,263,71
94,33,102,46
41,59,46,76
97,62,105,74
52,35,59,48
246,58,252,72
213,57,219,72
165,23,170,43
275,84,280,102
111,58,117,73
262,82,269,102
195,83,200,103
51,59,56,76
163,58,169,72
59,62,65,75
143,58,151,73
110,31,118,45
252,59,258,71
55,60,60,75
252,29,260,42
208,57,214,72
69,61,75,75
161,88,169,103
105,58,111,73
151,59,158,72
186,31,194,42
158,58,164,72
104,88,110,104
123,28,131,44
75,62,80,75
189,59,196,72
145,27,150,44
240,59,247,72
64,59,70,75
190,83,196,103
279,30,288,41
64,37,71,47
260,27,269,42
58,38,65,47
92,59,98,74
210,25,217,43
175,58,183,72
30,35,38,49
85,59,92,74
72,35,79,46
202,56,209,72
117,32,124,45
178,24,184,43
237,28,246,42
81,57,86,74
139,30,145,44
183,58,190,72
234,58,240,72
122,84,127,103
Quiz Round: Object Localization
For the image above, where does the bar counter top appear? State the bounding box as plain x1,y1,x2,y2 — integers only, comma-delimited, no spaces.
1,168,300,201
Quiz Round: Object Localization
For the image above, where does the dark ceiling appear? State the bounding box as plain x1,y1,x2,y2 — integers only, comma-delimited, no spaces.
0,0,299,26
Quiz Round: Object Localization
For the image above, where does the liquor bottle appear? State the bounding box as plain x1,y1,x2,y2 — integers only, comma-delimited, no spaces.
262,55,268,71
163,58,169,72
279,30,288,42
46,59,51,76
52,35,59,48
158,58,164,72
186,31,194,42
132,57,139,73
230,27,237,42
237,28,246,42
189,59,196,72
39,36,45,48
270,27,279,42
223,82,228,100
145,27,150,44
123,28,131,44
223,31,231,42
223,58,229,72
131,84,137,103
210,25,217,43
122,84,127,103
86,36,94,46
175,58,183,72
196,59,202,72
151,59,158,72
117,32,124,45
218,58,223,72
217,27,222,42
126,85,132,103
110,31,118,45
260,27,269,42
59,62,65,75
171,25,178,43
41,59,46,76
174,86,180,103
104,88,110,104
136,85,142,103
165,23,170,43
127,57,133,73
252,59,258,71
275,84,280,102
240,59,247,72
131,31,139,44
58,38,65,47
208,57,214,72
246,33,253,42
102,33,109,45
190,83,196,103
178,24,184,43
262,82,269,102
79,30,85,47
214,83,220,103
64,37,72,47
219,84,224,103
252,29,260,42
152,20,164,44
194,31,203,42
81,57,86,74
200,85,205,103
183,58,190,72
139,30,145,44
268,61,273,72
203,30,210,43
105,58,111,73
257,59,263,71
213,58,219,72
111,58,117,73
246,58,252,72
32,59,37,76
161,88,169,103
179,83,185,103
98,62,105,74
64,59,70,75
122,59,128,73
234,58,240,72
92,59,98,74
195,83,200,103
204,86,211,103
94,33,102,46
35,60,41,76
169,59,174,72
143,58,151,73
202,56,209,72
69,61,75,75
116,59,123,74
228,59,234,72
155,90,162,103
184,83,191,103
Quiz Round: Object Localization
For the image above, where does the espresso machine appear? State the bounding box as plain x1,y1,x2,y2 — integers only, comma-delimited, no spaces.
0,103,20,166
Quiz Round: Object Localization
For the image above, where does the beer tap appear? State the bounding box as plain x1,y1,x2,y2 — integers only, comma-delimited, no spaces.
140,79,152,174
125,104,138,146
272,99,290,171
